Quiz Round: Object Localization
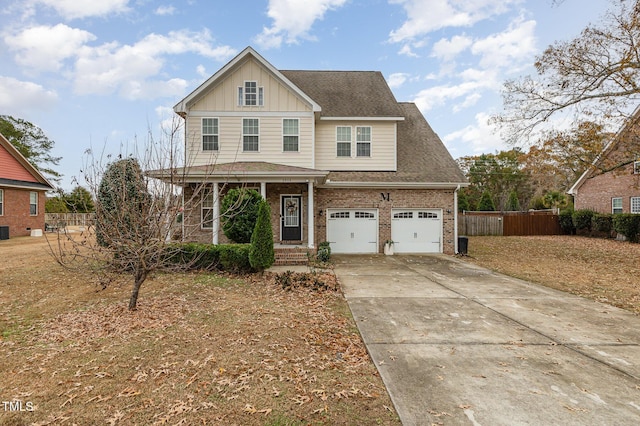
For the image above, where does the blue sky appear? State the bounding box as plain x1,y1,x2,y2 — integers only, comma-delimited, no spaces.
0,0,612,190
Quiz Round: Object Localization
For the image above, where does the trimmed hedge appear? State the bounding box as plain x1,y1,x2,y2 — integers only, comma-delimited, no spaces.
613,214,640,243
559,209,575,234
572,209,596,232
249,200,275,271
592,214,613,234
165,243,253,273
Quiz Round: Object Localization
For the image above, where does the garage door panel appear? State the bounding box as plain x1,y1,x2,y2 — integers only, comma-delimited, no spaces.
327,209,378,254
391,209,442,253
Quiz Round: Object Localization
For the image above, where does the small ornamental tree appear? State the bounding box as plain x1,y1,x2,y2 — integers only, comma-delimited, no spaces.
477,191,496,211
249,199,275,271
505,190,520,211
221,188,262,243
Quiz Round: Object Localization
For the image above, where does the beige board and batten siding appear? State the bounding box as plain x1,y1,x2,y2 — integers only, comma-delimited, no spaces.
314,120,397,171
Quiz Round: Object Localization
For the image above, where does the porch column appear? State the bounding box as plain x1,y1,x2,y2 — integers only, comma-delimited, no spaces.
307,181,315,249
260,182,266,199
212,182,219,245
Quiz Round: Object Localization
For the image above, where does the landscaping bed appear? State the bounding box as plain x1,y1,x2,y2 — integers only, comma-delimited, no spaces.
0,236,399,425
466,235,640,315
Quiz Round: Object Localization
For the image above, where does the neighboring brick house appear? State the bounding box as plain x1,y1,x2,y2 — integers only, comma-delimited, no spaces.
568,107,640,214
0,132,54,238
156,47,467,254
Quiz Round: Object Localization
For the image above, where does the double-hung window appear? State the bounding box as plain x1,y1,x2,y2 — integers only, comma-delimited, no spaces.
29,191,38,215
238,81,264,106
632,197,640,214
336,126,351,157
612,197,623,214
202,118,219,151
202,191,214,229
356,126,371,157
243,118,259,152
0,189,3,216
283,119,299,152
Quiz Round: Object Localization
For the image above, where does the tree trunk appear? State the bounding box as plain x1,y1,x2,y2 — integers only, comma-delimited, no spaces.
128,268,147,311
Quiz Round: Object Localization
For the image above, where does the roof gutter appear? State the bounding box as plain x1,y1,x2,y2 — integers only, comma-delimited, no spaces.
319,180,469,189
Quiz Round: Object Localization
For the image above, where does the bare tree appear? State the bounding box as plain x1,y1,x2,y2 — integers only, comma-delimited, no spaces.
47,119,226,310
494,0,640,144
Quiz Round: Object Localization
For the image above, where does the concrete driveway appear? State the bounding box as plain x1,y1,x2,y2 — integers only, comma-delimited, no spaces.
334,254,640,426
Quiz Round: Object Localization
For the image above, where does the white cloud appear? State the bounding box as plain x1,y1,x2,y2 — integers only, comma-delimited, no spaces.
155,5,176,16
255,0,348,49
471,17,536,71
35,0,130,19
443,112,505,153
413,78,494,113
431,34,473,62
0,76,58,112
69,29,235,99
389,0,522,43
388,72,410,89
4,24,96,72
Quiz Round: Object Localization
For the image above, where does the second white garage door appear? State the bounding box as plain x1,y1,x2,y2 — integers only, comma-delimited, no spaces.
391,209,442,253
326,209,378,253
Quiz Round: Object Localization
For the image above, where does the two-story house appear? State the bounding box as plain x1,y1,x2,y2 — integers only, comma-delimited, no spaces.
0,132,54,239
166,47,467,255
568,106,640,214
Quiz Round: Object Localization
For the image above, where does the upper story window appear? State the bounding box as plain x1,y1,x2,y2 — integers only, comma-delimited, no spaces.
243,118,259,152
238,81,264,106
202,118,219,151
30,191,38,215
0,189,3,216
336,126,351,157
356,126,371,157
612,197,623,214
283,119,299,152
632,197,640,214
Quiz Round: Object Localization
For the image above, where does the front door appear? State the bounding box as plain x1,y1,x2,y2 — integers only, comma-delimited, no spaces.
281,195,302,241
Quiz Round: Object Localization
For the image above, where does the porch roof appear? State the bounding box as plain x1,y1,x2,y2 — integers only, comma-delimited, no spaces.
148,161,329,185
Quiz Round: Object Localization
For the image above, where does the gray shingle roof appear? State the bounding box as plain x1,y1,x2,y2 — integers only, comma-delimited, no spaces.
327,103,467,184
281,70,404,118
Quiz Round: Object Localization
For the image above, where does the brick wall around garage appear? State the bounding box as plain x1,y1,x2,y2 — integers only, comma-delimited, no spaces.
315,187,457,254
574,164,640,213
0,187,46,238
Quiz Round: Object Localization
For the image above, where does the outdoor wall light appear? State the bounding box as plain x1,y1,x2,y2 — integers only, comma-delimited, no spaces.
318,209,324,216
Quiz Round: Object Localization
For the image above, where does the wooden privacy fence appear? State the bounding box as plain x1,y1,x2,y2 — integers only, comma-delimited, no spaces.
45,213,96,227
459,210,562,236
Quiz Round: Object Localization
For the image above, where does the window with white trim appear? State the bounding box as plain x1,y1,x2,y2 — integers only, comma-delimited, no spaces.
202,191,214,229
30,191,38,215
634,161,640,174
356,126,371,157
336,126,351,157
0,189,3,216
283,119,299,152
632,197,640,214
238,81,264,106
418,211,439,219
242,118,259,152
202,118,219,151
393,212,413,219
355,211,375,219
330,211,350,219
612,197,623,214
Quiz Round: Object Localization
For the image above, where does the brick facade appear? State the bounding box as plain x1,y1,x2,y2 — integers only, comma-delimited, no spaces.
0,187,46,237
182,184,457,255
574,163,640,213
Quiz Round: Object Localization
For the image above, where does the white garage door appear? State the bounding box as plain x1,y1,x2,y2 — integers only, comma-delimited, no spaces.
391,209,442,253
326,209,378,253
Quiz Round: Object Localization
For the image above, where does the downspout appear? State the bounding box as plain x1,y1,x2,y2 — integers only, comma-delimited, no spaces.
454,184,460,254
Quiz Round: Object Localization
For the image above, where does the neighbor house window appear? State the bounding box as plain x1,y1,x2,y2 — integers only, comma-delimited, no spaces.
356,126,371,157
283,119,299,152
242,118,259,152
238,81,264,106
632,197,640,214
336,126,351,157
202,118,219,151
0,189,3,216
612,197,623,214
30,191,38,215
202,191,214,229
